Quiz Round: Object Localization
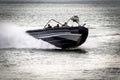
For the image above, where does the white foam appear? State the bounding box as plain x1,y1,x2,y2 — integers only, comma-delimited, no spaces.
0,22,55,49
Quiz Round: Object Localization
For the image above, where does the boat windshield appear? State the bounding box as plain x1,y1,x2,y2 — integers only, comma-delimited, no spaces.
44,16,84,29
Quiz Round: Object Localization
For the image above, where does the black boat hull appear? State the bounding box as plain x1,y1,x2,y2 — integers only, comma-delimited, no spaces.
26,26,88,49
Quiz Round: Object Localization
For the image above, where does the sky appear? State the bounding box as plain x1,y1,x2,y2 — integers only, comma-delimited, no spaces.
0,0,120,3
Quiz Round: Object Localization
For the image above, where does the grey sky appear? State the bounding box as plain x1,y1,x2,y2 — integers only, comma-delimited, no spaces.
0,0,120,3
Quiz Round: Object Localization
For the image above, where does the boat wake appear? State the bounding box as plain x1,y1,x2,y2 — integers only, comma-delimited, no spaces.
0,22,99,50
0,22,55,49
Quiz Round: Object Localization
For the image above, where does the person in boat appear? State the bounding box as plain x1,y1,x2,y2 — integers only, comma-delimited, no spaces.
47,24,52,28
54,24,59,28
62,22,69,27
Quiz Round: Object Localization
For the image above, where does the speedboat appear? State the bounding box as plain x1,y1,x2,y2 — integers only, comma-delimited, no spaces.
26,16,88,49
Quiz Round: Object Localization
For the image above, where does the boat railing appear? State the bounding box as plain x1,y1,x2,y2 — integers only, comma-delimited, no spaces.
44,16,86,29
44,19,63,29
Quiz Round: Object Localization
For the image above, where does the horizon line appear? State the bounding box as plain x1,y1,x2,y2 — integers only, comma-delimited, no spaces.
0,1,120,4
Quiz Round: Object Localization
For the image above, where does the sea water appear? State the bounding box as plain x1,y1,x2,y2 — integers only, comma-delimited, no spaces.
0,3,120,80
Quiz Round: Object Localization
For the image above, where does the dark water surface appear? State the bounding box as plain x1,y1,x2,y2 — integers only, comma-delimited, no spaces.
0,3,120,80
